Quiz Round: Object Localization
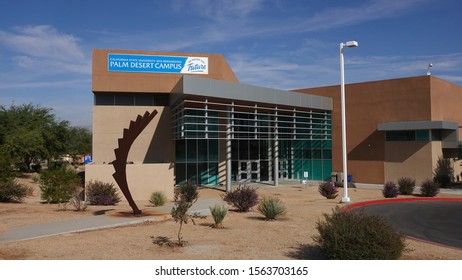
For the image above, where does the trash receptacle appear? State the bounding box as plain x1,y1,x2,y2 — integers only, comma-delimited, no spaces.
347,175,352,182
331,172,337,183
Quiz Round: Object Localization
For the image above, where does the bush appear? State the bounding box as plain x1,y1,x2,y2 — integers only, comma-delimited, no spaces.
398,177,415,195
149,191,167,207
257,196,286,220
223,184,259,212
382,181,399,198
433,157,453,188
0,180,29,202
313,207,407,259
420,179,440,197
209,203,228,228
86,180,121,205
39,166,80,204
319,182,338,199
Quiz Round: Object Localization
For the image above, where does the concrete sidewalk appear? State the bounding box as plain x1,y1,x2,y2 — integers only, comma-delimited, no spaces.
0,198,222,244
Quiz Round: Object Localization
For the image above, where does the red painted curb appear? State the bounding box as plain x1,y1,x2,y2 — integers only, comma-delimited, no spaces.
342,197,462,212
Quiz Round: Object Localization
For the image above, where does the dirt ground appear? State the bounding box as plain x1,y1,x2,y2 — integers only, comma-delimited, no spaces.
0,173,461,260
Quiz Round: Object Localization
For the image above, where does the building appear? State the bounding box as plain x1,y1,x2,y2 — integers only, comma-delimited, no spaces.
295,75,462,185
86,49,333,200
87,49,462,201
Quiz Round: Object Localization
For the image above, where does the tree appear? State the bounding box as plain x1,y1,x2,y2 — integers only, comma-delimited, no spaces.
171,183,199,246
0,104,70,171
66,126,92,160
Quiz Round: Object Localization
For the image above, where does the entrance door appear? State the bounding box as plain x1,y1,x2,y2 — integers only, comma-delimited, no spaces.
238,160,260,183
279,160,289,180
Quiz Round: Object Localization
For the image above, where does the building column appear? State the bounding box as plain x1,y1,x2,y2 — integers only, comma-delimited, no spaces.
225,103,234,192
274,108,279,186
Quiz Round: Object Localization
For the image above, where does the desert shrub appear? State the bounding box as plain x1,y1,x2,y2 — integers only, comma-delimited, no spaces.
86,180,121,205
257,196,286,220
171,183,199,245
433,157,453,188
382,181,399,198
319,182,338,199
39,166,80,204
313,207,407,259
149,191,167,207
0,180,29,202
398,177,415,195
420,179,440,197
209,203,228,228
223,184,259,212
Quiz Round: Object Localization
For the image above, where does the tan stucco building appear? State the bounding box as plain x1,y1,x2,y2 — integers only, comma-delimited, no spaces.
87,48,462,201
295,75,462,185
87,49,333,200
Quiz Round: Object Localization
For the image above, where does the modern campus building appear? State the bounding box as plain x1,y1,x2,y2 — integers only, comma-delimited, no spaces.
86,48,462,200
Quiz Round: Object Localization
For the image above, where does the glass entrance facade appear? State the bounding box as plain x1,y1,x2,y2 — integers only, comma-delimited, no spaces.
172,98,332,186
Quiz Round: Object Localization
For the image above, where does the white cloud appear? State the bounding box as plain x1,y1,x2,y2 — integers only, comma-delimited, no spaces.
0,25,84,61
172,0,264,23
0,25,90,75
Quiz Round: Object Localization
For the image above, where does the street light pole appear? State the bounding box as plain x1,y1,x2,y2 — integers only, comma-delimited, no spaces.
339,41,358,203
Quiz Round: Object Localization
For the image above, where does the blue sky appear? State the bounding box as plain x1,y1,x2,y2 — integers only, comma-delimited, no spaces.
0,0,461,127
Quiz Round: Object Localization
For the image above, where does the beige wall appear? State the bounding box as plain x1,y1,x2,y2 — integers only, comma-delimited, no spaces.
85,163,174,201
89,105,175,201
92,106,173,164
384,141,435,184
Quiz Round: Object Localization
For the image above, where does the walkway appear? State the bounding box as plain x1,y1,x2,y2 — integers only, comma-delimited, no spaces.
0,198,221,244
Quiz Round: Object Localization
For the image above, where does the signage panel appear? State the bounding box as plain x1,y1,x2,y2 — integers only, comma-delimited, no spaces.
108,53,208,74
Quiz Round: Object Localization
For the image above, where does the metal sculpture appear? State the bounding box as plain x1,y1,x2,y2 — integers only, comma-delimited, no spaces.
112,110,158,215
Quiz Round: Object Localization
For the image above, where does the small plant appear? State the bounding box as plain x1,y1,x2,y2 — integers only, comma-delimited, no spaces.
257,196,286,220
209,203,228,228
86,180,121,205
433,157,453,188
313,207,408,259
149,191,167,207
420,179,440,197
39,166,80,204
318,181,338,199
382,181,399,198
223,184,259,212
398,177,415,195
70,186,87,211
171,182,199,246
0,180,29,202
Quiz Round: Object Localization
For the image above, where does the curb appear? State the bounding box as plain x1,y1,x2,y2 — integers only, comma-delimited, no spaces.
343,197,462,211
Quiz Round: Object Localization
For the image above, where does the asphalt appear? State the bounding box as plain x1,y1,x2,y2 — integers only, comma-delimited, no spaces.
350,199,462,249
0,198,222,244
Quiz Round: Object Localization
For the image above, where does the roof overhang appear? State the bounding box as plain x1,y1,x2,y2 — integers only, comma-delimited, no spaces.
378,120,459,149
171,75,332,111
378,120,458,131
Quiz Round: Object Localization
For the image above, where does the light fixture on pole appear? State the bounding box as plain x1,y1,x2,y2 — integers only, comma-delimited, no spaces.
427,63,433,76
339,40,358,203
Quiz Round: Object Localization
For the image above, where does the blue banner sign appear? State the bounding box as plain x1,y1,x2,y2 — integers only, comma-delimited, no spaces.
108,53,208,74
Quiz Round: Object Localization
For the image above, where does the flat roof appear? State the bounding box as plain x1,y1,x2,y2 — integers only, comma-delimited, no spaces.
176,75,332,111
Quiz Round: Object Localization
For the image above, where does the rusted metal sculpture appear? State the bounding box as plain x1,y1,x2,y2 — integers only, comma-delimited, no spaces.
112,110,158,215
